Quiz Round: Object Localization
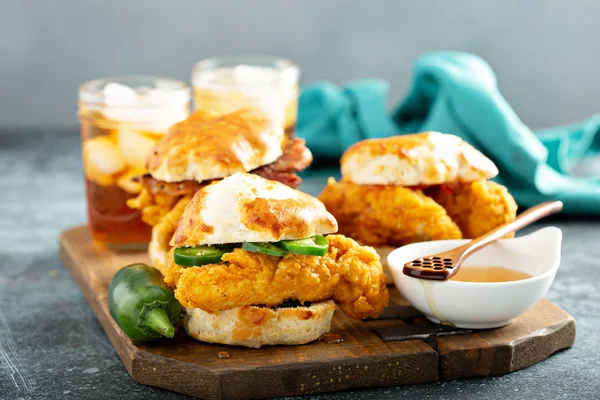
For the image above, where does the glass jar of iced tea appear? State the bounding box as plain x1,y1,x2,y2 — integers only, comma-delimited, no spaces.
192,56,299,137
78,76,191,248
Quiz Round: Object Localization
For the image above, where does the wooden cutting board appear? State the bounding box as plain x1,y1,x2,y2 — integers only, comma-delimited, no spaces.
59,226,575,400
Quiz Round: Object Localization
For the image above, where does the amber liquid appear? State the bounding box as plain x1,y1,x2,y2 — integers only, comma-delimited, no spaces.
79,112,157,248
85,179,151,247
450,266,531,283
193,85,298,138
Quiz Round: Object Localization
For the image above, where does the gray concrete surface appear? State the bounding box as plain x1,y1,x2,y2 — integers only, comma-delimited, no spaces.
0,131,599,399
1,0,600,130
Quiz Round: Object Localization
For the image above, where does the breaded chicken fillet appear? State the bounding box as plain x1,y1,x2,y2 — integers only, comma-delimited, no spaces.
170,235,387,320
318,178,462,247
426,180,518,238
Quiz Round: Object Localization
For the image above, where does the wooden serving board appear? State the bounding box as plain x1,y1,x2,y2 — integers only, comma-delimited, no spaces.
60,226,575,400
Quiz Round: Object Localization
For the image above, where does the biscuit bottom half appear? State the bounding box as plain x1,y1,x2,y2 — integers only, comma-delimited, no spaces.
183,301,336,348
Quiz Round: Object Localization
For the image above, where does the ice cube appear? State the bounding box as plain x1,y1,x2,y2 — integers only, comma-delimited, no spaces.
117,129,157,170
104,82,136,106
145,88,170,105
84,137,126,176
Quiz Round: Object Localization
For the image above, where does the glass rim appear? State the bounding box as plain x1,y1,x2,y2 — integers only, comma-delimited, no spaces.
78,75,191,109
191,55,300,88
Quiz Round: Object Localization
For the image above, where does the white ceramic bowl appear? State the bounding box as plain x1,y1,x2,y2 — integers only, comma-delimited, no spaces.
387,227,562,329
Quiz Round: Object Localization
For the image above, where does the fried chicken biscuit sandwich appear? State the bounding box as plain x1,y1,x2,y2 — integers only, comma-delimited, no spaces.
163,172,388,348
318,132,517,280
128,109,312,274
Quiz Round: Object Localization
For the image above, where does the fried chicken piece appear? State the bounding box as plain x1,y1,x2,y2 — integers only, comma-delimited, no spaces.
426,180,518,238
127,187,182,226
318,178,462,247
149,195,192,280
171,235,388,320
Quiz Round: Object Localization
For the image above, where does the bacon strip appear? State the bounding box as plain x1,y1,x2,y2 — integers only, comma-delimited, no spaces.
136,175,208,197
252,169,302,188
251,138,312,188
258,138,313,173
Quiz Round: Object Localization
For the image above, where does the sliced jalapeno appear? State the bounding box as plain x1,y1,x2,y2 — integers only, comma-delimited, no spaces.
241,242,288,257
277,235,329,256
174,245,233,267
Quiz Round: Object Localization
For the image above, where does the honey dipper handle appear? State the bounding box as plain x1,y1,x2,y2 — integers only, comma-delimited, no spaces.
457,201,563,259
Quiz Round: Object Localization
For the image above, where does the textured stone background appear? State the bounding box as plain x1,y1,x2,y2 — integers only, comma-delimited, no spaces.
0,132,599,399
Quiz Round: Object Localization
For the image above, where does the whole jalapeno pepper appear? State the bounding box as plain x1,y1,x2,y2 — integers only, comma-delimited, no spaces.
108,263,181,342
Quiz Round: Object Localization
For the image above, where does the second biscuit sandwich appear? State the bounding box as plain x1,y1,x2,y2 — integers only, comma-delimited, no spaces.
318,132,517,281
128,109,312,274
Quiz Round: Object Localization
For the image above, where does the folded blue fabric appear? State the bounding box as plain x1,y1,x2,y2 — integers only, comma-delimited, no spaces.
297,52,600,214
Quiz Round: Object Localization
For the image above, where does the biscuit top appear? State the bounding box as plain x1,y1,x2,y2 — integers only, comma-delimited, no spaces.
340,132,498,186
147,109,285,183
171,173,338,246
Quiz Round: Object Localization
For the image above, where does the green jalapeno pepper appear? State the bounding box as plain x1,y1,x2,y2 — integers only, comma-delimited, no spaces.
174,245,233,267
277,235,329,256
241,242,288,257
108,263,181,342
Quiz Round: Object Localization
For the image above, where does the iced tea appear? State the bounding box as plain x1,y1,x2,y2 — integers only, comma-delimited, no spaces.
78,77,190,248
192,57,299,136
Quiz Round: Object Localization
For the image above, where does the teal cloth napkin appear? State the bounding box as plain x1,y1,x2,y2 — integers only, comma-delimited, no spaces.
297,52,600,214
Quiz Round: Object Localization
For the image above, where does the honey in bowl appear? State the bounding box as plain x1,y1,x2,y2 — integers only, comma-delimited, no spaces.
450,266,532,283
